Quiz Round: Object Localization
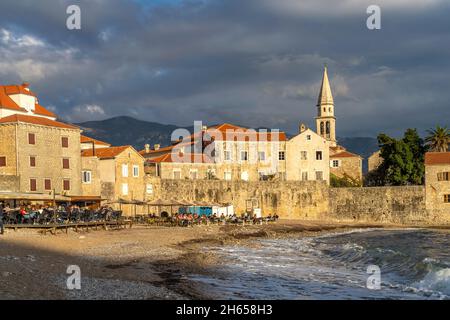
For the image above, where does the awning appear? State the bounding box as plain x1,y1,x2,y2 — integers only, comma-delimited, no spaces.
0,192,71,201
70,196,105,202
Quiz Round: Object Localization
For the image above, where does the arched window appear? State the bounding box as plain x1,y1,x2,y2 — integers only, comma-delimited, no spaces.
320,122,325,135
326,121,330,137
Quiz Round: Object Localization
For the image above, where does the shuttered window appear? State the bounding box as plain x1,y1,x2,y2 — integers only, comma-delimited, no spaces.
30,156,36,167
0,156,6,167
63,179,71,191
62,158,70,169
28,133,36,145
62,137,69,148
44,179,52,190
30,179,37,192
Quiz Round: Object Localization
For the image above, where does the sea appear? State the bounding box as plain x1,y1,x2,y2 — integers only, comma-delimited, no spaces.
189,229,450,299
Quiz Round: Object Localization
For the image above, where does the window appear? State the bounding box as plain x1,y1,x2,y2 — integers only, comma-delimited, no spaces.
30,179,37,192
306,135,311,141
0,156,6,167
258,151,266,161
437,172,450,181
28,133,36,145
190,169,198,180
240,151,248,161
133,165,139,177
61,137,69,148
30,156,36,167
82,171,92,184
224,150,231,161
224,170,232,181
44,179,52,191
121,183,128,195
316,151,323,160
316,171,324,181
173,169,181,180
332,160,340,168
445,194,450,203
122,164,129,177
63,179,71,191
62,158,70,169
278,151,285,161
300,151,308,160
146,184,153,194
301,171,308,181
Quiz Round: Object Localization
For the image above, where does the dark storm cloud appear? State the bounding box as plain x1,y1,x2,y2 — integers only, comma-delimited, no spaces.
0,0,449,137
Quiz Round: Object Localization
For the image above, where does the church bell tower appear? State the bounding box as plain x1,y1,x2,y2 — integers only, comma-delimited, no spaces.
315,66,336,147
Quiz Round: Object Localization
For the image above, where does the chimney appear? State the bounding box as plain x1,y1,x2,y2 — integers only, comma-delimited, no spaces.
144,144,150,153
154,144,160,151
22,82,30,91
299,123,307,133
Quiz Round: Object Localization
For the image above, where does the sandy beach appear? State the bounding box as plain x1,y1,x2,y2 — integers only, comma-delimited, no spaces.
0,220,447,300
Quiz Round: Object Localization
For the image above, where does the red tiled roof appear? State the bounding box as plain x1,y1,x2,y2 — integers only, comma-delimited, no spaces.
147,153,214,164
2,84,36,97
425,152,450,165
80,135,111,146
330,150,361,158
0,114,78,130
207,123,287,142
81,146,132,159
0,86,26,111
34,104,56,118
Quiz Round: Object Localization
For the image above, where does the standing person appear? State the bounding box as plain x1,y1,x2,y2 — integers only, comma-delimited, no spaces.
0,201,4,235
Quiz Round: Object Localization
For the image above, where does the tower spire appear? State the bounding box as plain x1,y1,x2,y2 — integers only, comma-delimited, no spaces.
317,65,334,107
315,66,336,146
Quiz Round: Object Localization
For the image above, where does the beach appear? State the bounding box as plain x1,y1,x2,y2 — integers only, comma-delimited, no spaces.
0,221,448,300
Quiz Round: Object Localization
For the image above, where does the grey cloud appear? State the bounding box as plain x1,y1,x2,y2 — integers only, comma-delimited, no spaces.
0,0,449,137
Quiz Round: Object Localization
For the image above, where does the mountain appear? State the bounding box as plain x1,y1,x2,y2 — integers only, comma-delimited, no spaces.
76,116,192,151
76,117,380,163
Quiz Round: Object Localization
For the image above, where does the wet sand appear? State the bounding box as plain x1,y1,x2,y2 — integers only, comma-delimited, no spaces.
0,220,447,299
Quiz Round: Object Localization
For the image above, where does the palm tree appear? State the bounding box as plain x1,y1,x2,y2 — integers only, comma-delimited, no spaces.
425,126,450,152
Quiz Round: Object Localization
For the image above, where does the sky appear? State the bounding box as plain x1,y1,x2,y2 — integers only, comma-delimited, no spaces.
0,0,449,137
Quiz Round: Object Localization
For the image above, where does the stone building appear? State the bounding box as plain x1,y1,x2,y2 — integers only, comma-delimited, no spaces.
0,84,82,201
425,152,450,219
330,146,363,183
367,150,382,172
81,145,146,215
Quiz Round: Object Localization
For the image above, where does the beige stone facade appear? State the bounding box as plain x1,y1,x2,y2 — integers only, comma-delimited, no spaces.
330,147,363,183
0,120,82,196
286,128,330,183
425,152,450,221
81,146,146,215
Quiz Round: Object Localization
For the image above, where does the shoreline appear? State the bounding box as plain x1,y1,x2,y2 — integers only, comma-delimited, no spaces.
0,220,449,300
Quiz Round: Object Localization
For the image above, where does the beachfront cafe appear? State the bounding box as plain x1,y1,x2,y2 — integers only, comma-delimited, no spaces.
147,198,234,217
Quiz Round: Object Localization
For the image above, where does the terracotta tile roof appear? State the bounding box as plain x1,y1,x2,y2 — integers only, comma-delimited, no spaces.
33,104,56,118
2,84,36,97
0,114,78,130
207,123,287,142
81,145,131,159
425,152,450,165
147,153,214,164
0,86,26,111
80,135,111,147
330,150,361,158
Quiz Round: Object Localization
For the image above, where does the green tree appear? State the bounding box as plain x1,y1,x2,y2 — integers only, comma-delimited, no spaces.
330,173,361,188
425,126,450,152
375,129,426,186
